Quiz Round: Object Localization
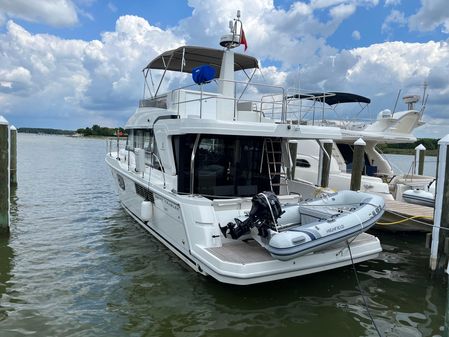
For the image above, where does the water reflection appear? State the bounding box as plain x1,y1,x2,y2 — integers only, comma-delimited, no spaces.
0,235,13,322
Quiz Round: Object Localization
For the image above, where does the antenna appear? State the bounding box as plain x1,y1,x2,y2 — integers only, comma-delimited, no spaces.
421,81,428,107
220,10,242,49
392,89,401,115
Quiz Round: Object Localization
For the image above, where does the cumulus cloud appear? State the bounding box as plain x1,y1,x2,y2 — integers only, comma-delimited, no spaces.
176,0,378,68
1,0,449,136
341,41,449,129
0,16,183,127
0,0,78,27
409,0,449,33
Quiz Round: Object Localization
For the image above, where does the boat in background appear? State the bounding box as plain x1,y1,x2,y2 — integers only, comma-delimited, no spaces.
290,91,436,201
402,188,435,207
106,11,383,285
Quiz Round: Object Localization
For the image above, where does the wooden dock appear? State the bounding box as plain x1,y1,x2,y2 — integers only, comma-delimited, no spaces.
376,199,434,232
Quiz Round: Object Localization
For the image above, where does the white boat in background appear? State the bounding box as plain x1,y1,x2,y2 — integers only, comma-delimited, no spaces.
290,91,436,204
402,189,435,207
106,12,383,285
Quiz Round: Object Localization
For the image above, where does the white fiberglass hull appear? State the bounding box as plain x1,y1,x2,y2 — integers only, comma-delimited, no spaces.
106,155,382,285
402,189,435,208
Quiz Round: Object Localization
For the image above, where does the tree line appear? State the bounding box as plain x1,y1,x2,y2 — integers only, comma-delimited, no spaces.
378,138,438,151
18,127,74,135
76,125,126,137
18,125,126,137
378,138,439,155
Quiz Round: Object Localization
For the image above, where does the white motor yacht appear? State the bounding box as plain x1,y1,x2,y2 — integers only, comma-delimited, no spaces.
290,92,435,203
106,12,383,285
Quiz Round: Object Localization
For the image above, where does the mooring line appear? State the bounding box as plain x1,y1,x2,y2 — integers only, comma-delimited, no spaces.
347,240,383,337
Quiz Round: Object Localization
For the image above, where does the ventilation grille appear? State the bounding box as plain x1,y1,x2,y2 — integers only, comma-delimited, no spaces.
135,183,154,203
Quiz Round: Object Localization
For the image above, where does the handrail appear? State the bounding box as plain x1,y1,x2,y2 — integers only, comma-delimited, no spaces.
149,151,166,189
142,81,375,126
168,78,285,120
190,134,201,195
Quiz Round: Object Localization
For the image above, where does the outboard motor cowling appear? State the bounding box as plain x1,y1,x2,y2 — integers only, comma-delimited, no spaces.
220,192,283,240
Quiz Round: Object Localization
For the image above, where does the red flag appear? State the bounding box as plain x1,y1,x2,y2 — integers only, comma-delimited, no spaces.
240,27,247,51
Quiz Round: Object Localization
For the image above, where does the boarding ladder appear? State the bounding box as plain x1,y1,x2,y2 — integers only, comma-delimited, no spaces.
261,138,289,194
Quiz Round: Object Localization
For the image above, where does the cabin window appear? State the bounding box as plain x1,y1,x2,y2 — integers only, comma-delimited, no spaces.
125,129,161,170
296,159,311,168
173,134,277,198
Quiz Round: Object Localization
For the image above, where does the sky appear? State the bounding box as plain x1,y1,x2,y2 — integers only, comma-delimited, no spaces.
1,0,449,137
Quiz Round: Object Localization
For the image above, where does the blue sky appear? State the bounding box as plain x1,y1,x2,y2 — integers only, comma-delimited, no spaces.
1,0,449,137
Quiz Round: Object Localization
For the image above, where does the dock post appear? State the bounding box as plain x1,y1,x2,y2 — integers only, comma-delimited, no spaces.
10,126,17,187
0,116,10,235
288,141,298,180
319,140,333,188
430,135,449,271
350,138,366,191
415,144,426,176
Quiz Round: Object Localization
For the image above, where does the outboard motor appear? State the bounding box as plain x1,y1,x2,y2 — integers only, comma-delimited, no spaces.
220,192,283,239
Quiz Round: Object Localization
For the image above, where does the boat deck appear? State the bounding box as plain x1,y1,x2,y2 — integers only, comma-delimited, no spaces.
206,239,273,264
205,233,375,264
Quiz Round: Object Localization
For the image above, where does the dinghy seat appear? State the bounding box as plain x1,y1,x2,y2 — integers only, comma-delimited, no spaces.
299,205,342,223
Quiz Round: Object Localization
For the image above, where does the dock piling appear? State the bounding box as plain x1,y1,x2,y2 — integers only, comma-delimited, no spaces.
10,126,17,187
319,140,333,188
415,144,426,176
430,135,449,272
350,138,366,191
288,142,298,180
0,116,10,235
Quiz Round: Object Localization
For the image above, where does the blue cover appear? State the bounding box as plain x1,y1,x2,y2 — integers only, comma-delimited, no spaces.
192,65,216,84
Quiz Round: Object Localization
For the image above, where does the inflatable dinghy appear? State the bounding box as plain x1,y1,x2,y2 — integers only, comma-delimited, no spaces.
221,190,385,261
402,189,435,208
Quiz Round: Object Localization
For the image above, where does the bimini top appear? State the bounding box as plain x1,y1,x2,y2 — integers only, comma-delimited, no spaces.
299,92,371,106
144,46,259,76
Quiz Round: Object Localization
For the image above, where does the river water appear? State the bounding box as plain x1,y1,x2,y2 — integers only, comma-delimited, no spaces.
0,134,447,337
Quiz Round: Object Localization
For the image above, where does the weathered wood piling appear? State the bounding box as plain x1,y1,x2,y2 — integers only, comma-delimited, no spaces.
350,138,365,191
319,140,333,188
430,135,449,272
288,142,298,180
0,116,9,235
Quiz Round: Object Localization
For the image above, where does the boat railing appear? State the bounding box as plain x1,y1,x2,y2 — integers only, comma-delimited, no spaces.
165,79,289,122
106,136,127,158
147,150,166,189
140,81,374,126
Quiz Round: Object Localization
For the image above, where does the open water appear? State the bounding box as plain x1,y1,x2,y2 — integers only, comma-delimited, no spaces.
0,134,447,337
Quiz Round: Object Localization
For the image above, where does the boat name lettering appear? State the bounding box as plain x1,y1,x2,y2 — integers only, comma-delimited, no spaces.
155,195,180,211
326,225,344,234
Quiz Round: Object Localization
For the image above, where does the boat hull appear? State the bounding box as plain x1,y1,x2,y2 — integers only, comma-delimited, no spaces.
106,155,382,285
402,189,435,208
